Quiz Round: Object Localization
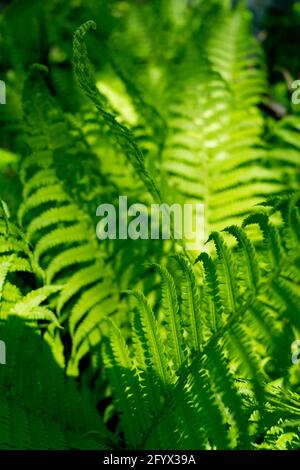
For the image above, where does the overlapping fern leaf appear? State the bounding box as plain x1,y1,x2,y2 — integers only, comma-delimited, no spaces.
18,65,120,374
159,11,297,235
73,5,300,245
103,194,300,449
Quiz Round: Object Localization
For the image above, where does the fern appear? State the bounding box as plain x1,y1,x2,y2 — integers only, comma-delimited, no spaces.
18,65,119,373
0,317,112,450
104,194,300,449
73,21,162,204
0,201,60,325
0,0,300,452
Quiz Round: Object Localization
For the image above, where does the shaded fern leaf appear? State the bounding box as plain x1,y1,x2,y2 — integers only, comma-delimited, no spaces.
0,317,111,450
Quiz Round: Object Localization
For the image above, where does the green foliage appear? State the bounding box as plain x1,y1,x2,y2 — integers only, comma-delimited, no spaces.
0,200,59,323
0,317,112,449
0,0,300,451
104,196,300,449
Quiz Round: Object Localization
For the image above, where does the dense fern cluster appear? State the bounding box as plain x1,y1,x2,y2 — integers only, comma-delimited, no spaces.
0,0,299,450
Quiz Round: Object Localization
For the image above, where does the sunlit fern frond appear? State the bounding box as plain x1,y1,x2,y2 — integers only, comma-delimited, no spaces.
19,65,120,374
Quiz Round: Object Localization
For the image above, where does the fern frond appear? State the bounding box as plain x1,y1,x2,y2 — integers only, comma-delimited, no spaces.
19,66,122,373
196,252,223,334
124,290,170,386
148,263,185,369
103,322,148,449
207,231,240,316
207,5,266,105
73,21,161,203
0,318,111,450
174,254,203,353
105,193,300,449
11,286,62,325
223,225,260,295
